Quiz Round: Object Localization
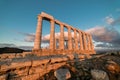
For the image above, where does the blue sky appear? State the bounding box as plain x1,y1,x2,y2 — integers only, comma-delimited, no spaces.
0,0,120,48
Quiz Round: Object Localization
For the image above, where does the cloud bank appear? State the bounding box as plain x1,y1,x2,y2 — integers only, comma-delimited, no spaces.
86,26,120,42
23,26,120,48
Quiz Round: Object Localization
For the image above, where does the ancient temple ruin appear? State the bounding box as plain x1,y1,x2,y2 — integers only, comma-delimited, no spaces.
33,12,95,54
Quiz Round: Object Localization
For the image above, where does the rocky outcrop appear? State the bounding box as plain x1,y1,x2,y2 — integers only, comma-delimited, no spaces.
0,52,91,80
0,52,120,80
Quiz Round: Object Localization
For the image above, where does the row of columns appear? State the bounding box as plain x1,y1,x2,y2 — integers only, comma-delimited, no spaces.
33,13,94,52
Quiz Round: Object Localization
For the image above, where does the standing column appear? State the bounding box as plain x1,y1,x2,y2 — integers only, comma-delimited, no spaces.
83,33,87,50
68,27,72,50
86,34,88,50
79,31,83,50
33,16,42,50
59,24,64,50
50,20,55,50
89,35,94,51
74,29,79,50
87,35,91,51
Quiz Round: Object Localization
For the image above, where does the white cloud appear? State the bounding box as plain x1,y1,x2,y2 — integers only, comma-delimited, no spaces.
105,15,120,26
85,26,120,47
105,16,114,25
24,33,35,42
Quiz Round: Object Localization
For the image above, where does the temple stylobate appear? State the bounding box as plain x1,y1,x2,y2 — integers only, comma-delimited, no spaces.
33,12,95,55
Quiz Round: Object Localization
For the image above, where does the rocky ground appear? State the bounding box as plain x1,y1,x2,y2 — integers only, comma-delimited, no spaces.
0,51,120,80
40,52,120,80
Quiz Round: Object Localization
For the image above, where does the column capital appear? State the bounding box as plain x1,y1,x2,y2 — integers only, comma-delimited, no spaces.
68,27,71,30
50,19,55,22
37,15,42,21
40,12,54,20
60,23,64,26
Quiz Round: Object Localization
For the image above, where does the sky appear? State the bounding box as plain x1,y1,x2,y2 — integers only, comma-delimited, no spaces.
0,0,120,50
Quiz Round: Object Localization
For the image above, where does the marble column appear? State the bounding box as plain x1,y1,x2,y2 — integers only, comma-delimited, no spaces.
86,34,89,50
50,20,55,50
74,29,79,50
79,31,83,50
90,35,94,51
59,24,64,50
87,35,91,51
33,16,42,50
68,27,72,50
83,33,87,50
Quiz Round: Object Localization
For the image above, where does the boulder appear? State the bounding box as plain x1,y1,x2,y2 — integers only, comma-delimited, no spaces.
54,68,71,80
91,69,109,80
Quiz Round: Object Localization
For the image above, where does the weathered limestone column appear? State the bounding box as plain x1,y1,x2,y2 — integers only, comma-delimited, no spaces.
33,15,42,50
74,29,79,50
79,31,83,50
68,27,72,50
87,35,91,51
83,33,87,50
50,20,55,50
86,34,88,50
59,24,64,50
89,35,94,51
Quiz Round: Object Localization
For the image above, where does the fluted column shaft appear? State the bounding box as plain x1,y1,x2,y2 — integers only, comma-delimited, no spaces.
74,29,79,50
87,35,91,51
33,16,42,50
79,31,83,50
83,33,87,50
50,20,55,50
89,35,94,51
59,24,64,50
86,34,88,50
68,27,72,50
